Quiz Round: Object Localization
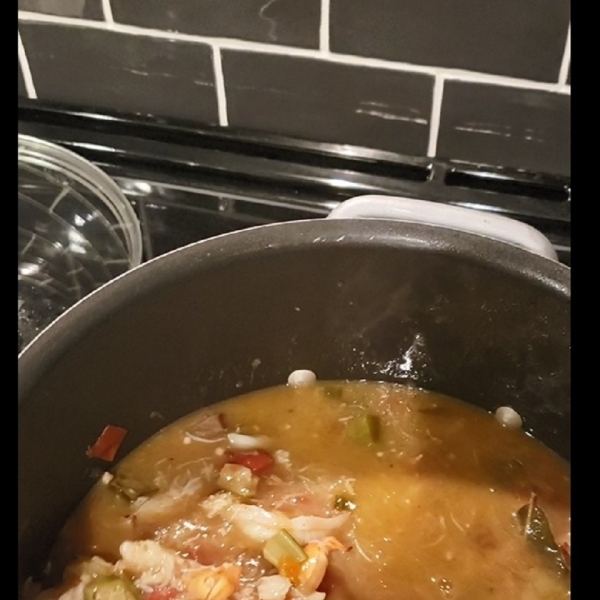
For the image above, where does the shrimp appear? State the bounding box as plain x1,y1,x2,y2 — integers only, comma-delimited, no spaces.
295,537,347,594
186,564,241,600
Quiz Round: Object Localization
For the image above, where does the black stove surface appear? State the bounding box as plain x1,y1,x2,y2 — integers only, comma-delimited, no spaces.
18,100,571,265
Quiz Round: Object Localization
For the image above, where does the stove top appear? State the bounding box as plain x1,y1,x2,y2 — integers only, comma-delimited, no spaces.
18,100,570,265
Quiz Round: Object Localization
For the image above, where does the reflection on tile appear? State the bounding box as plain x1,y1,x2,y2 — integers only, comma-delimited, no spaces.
330,0,570,82
438,81,570,176
111,0,320,48
19,0,104,19
223,51,434,156
20,22,219,124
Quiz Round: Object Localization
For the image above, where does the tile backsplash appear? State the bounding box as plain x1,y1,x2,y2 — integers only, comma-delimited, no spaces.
111,0,322,48
437,82,571,178
222,51,434,156
330,0,570,82
20,23,219,125
18,0,570,177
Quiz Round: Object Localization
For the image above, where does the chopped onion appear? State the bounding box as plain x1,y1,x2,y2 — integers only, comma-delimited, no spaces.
287,369,317,387
494,406,523,429
289,513,350,544
273,449,292,469
183,432,225,444
218,464,258,497
256,575,292,600
117,540,179,589
228,505,291,543
201,491,237,518
133,476,204,520
227,432,270,450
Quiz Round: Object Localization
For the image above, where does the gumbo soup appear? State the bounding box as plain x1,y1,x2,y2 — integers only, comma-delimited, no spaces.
28,377,570,600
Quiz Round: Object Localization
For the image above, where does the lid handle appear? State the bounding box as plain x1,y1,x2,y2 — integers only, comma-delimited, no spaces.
327,195,558,261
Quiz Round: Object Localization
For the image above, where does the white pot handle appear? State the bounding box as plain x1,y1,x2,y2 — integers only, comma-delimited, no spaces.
327,195,558,261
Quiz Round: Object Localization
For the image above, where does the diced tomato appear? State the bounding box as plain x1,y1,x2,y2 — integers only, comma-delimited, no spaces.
227,450,274,474
145,587,179,600
86,424,128,462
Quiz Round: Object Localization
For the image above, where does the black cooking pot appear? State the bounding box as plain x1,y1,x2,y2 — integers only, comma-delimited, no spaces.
18,200,570,589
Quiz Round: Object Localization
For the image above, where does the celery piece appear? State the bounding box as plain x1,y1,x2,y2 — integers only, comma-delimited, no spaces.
83,576,141,600
263,529,307,568
347,413,380,444
108,472,158,502
218,463,258,497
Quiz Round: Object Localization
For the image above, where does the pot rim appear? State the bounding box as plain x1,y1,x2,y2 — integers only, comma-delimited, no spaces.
18,218,570,403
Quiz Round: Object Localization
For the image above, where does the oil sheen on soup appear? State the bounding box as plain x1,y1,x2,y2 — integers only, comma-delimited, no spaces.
31,379,571,600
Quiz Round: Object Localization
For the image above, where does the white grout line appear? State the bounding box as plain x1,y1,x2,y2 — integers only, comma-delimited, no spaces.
18,31,37,99
427,75,444,157
440,71,569,93
558,24,571,86
319,0,331,54
18,10,571,95
101,0,114,24
212,46,228,126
